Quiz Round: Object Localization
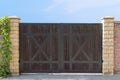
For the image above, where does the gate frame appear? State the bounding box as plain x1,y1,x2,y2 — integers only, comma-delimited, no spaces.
8,16,114,75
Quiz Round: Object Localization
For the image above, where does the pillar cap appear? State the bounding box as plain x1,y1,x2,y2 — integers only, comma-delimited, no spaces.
101,16,114,20
8,16,20,20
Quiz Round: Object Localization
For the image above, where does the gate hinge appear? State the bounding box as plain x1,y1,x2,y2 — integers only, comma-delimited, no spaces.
102,60,103,63
19,60,20,63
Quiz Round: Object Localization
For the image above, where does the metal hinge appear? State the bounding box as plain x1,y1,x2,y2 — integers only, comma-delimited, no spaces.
19,60,20,63
102,60,103,63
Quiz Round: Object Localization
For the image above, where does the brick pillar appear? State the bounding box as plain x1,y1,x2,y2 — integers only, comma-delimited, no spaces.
9,16,20,75
101,16,114,75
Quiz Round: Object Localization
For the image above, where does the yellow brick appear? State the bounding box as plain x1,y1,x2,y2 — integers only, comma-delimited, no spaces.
108,54,114,58
14,69,19,73
103,67,109,73
103,65,108,71
11,45,19,49
108,31,114,34
10,39,19,44
12,57,19,61
103,42,113,46
11,43,19,50
10,65,15,70
104,34,114,38
104,27,114,31
11,71,19,76
103,54,109,60
9,33,19,36
103,59,110,62
103,62,109,66
10,22,19,27
10,38,19,41
11,42,19,46
14,66,19,70
108,69,114,75
10,26,19,31
14,62,19,66
103,72,113,75
108,59,114,64
10,34,19,39
12,53,19,58
103,20,114,23
103,39,114,43
12,50,19,54
109,65,114,69
104,31,109,35
10,69,14,73
103,46,114,50
103,71,109,75
103,38,114,42
10,31,19,35
104,22,114,27
103,49,114,54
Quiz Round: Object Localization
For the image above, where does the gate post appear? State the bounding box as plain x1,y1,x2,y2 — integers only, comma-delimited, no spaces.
101,16,114,75
9,16,20,75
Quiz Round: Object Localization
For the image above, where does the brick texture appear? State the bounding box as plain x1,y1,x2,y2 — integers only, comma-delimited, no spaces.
102,17,114,75
114,22,120,74
9,16,20,76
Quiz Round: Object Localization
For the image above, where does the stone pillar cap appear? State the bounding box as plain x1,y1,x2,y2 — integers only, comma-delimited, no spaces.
8,16,20,20
101,16,114,20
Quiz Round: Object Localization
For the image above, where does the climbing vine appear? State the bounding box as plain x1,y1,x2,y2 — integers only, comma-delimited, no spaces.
0,16,12,77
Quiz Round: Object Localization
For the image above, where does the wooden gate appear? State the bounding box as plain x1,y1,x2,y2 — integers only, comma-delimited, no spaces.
20,23,102,73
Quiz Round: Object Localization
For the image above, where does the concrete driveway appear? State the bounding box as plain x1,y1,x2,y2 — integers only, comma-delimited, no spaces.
0,74,120,80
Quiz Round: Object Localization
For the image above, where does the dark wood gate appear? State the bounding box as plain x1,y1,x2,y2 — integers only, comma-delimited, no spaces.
20,23,102,73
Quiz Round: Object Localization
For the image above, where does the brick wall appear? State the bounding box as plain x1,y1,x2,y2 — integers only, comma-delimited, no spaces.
114,22,120,73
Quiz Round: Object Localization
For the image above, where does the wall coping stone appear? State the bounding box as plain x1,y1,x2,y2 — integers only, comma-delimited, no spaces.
8,16,20,20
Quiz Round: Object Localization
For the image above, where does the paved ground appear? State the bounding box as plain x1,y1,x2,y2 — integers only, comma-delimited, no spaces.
0,74,120,80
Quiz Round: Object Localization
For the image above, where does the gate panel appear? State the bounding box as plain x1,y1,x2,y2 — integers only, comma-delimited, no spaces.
20,23,102,73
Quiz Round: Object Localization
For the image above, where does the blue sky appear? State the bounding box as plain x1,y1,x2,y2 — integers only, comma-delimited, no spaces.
0,0,120,23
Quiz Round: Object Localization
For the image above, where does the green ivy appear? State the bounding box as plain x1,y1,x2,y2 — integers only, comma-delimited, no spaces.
0,16,12,77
